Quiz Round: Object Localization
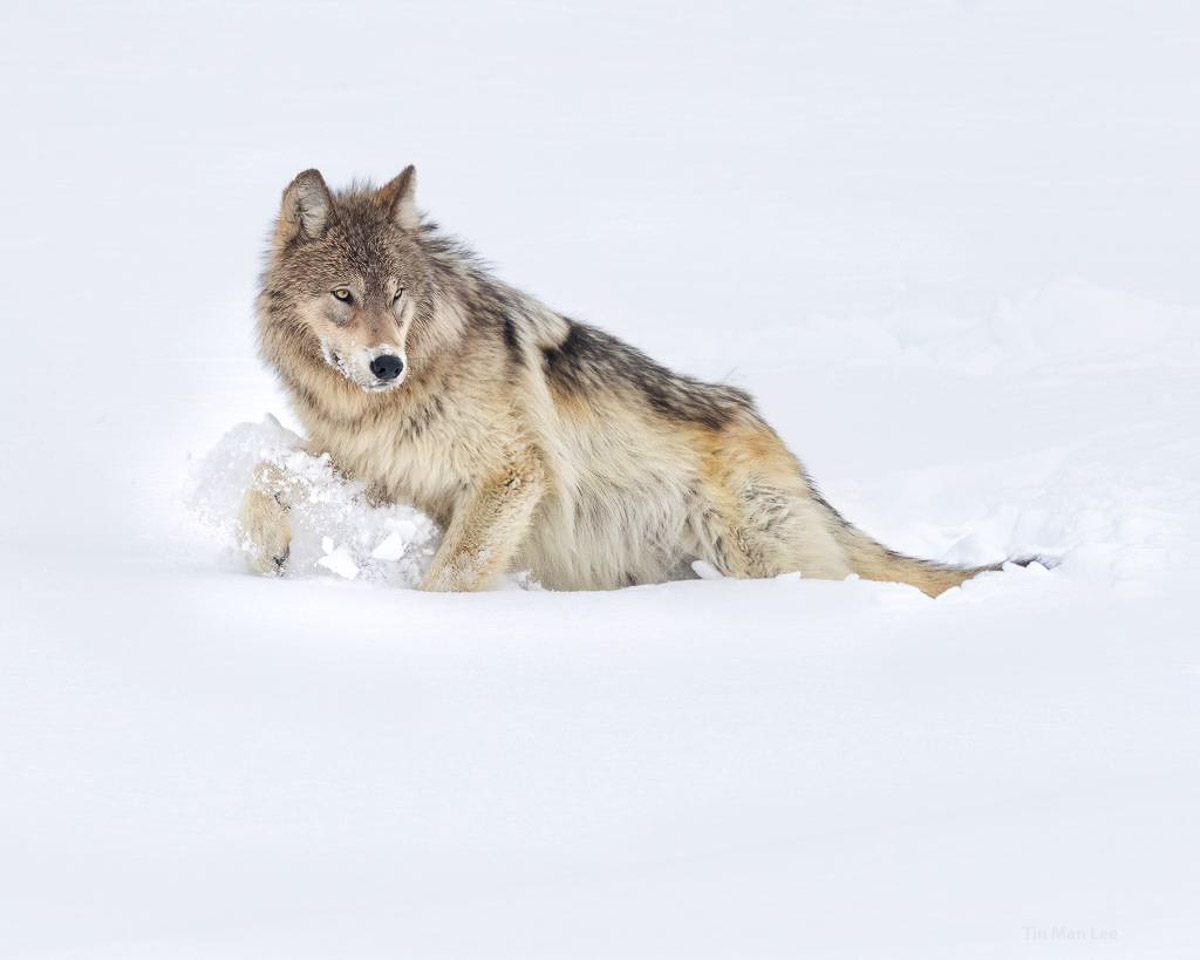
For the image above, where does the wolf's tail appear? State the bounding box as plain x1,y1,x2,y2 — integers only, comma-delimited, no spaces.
814,491,1044,597
840,528,1001,597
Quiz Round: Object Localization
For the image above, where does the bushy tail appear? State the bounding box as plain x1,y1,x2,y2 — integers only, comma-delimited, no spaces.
815,494,1042,597
839,526,1002,597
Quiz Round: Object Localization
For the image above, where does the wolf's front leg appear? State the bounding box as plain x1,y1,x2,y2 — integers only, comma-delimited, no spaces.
421,450,545,592
237,461,296,576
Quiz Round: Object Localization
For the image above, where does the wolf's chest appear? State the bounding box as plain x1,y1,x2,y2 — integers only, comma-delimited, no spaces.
320,424,452,522
303,396,495,525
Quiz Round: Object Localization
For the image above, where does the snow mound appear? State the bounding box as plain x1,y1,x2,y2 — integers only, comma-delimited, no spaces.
187,416,441,587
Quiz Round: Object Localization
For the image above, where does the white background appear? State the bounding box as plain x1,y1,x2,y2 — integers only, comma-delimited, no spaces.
2,1,1198,957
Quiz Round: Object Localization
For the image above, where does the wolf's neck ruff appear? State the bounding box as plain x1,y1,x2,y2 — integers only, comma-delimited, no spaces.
244,167,1017,594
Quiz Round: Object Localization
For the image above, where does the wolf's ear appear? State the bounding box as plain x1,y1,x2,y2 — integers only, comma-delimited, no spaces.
276,169,335,245
379,165,419,232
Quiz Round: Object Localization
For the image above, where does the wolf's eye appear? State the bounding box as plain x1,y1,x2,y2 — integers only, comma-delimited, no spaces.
393,288,405,303
331,287,353,303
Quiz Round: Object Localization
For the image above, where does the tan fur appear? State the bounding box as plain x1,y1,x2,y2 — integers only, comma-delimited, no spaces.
238,168,1015,597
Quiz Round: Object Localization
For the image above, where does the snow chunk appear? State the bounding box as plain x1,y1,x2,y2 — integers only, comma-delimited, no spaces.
317,537,360,580
370,532,409,562
187,416,441,587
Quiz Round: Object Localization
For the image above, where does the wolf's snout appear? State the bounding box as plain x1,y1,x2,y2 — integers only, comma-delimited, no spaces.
370,354,404,381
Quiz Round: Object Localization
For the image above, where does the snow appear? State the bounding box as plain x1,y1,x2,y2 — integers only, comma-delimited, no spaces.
3,1,1199,957
188,416,441,587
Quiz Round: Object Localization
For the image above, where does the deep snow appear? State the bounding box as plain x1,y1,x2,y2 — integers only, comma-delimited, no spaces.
3,1,1199,957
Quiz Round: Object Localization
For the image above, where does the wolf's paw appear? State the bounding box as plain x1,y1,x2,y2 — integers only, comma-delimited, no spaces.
418,568,460,592
419,557,485,593
237,486,292,576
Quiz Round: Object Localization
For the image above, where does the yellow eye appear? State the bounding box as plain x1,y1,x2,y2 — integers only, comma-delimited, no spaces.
331,287,352,302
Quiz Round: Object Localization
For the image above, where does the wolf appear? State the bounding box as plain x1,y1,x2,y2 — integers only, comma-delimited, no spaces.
240,166,1015,596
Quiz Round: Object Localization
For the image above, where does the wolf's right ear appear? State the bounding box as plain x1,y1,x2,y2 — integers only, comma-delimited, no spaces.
275,169,335,246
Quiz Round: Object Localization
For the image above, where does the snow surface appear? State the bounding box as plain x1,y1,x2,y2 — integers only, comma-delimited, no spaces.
3,1,1199,957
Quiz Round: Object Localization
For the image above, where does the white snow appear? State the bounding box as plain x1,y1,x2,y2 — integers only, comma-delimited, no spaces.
3,1,1199,957
188,416,441,587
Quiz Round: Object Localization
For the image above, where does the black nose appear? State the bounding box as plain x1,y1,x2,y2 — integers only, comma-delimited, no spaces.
369,354,404,381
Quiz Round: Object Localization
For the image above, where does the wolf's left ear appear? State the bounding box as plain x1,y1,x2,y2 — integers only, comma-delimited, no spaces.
379,165,419,232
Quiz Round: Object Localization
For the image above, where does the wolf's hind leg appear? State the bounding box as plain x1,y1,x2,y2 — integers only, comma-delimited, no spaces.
691,425,853,582
690,480,782,579
692,480,853,582
421,450,545,592
237,461,293,576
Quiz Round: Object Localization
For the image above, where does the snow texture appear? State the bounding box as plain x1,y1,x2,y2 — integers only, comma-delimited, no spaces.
188,415,441,588
3,1,1199,958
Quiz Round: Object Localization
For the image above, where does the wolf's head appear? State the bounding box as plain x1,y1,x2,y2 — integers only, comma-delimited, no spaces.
262,166,431,392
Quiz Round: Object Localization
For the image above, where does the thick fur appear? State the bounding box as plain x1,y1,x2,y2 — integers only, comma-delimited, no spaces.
241,167,1005,596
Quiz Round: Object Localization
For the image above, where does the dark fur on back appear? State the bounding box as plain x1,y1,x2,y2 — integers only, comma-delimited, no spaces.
541,319,756,430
